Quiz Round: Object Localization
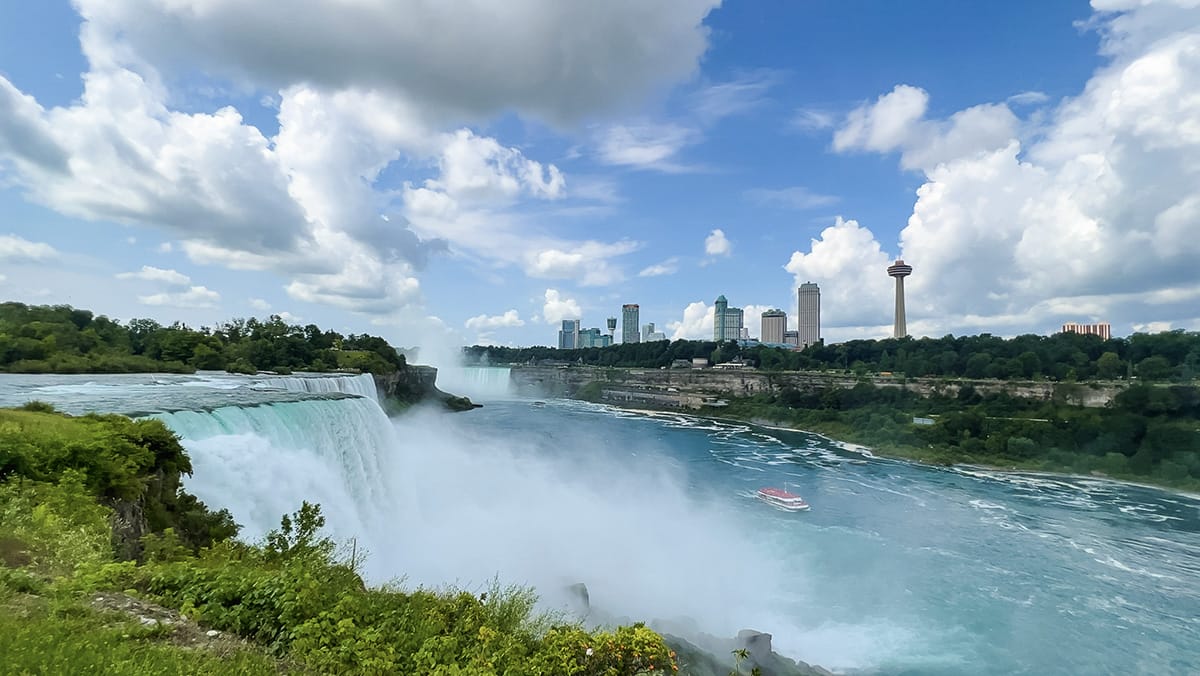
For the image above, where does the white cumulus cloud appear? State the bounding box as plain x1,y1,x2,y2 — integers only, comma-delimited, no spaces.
116,265,190,286
784,217,894,331
638,258,680,277
138,286,221,309
704,229,732,257
541,289,582,325
834,84,1019,171
465,310,525,330
0,234,58,262
668,301,715,340
811,0,1200,337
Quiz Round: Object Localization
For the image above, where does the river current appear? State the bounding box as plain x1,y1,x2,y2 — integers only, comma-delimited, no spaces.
2,369,1197,675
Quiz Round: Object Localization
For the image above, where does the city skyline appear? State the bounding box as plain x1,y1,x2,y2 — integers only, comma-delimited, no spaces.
0,2,1196,351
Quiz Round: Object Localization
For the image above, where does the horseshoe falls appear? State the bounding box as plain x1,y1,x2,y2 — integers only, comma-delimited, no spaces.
2,371,1198,675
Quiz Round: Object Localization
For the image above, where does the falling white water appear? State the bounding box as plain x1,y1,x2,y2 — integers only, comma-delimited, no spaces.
434,366,512,400
155,393,785,645
257,373,379,401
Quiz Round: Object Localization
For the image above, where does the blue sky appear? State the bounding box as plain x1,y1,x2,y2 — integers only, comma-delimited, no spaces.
1,0,1198,352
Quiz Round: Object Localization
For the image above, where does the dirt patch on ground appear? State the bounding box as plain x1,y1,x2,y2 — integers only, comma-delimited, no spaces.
89,592,264,658
0,536,32,568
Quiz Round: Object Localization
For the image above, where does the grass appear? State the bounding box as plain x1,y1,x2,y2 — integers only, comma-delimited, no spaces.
0,587,282,675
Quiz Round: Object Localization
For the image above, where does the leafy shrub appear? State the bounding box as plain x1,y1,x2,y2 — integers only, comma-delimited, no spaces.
0,475,112,575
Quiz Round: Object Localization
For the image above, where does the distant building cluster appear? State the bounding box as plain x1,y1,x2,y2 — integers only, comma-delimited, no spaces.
557,304,668,348
544,258,1125,349
1061,322,1112,340
550,260,936,348
557,319,612,349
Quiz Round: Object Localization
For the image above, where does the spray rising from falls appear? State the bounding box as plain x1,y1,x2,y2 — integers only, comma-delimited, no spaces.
153,385,788,643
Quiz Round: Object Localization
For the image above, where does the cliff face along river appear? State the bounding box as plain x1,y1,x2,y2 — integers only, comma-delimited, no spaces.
2,370,1198,675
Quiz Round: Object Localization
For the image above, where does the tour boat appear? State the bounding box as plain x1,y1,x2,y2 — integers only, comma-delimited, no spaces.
756,486,810,511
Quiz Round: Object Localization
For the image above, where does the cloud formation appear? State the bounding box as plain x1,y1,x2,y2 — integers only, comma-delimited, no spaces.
116,266,190,286
811,1,1200,336
541,289,582,325
0,0,719,326
138,286,221,309
638,258,680,278
72,0,720,126
465,310,525,330
0,234,58,262
704,229,732,257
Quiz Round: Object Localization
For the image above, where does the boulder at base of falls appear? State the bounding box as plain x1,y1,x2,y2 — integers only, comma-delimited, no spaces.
662,630,833,676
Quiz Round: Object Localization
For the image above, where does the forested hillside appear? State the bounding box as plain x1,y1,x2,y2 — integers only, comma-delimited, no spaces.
0,302,406,375
467,330,1200,382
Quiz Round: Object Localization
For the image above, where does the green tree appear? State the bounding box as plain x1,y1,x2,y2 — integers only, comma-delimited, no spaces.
1136,355,1174,381
1096,351,1123,379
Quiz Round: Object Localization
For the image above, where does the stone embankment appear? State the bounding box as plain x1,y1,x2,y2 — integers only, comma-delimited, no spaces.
509,365,1126,410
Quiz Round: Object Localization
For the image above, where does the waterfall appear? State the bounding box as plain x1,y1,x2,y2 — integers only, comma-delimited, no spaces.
149,376,781,644
152,396,402,550
435,366,512,400
257,373,379,401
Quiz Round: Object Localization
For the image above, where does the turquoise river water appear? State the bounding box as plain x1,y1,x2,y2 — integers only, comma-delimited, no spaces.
1,369,1197,675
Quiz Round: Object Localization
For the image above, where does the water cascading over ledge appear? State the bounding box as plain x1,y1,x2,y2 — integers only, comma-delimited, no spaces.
151,395,403,555
261,373,380,401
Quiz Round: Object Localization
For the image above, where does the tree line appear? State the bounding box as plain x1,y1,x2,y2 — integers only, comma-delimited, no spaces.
466,330,1200,382
723,380,1200,490
0,302,406,375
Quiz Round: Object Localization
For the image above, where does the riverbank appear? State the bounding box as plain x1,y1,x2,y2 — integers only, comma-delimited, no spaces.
592,399,1200,498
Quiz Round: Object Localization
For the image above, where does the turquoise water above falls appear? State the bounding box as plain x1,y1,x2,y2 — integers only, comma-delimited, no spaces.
2,371,1197,674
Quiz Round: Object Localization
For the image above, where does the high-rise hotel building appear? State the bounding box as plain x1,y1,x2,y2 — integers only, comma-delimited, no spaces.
621,304,640,344
557,319,580,349
760,309,787,344
713,295,744,342
797,282,821,348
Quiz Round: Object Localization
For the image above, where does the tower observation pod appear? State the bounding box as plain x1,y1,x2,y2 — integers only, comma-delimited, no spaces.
887,259,913,338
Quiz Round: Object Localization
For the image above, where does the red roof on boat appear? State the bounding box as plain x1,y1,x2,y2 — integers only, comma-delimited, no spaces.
758,487,802,499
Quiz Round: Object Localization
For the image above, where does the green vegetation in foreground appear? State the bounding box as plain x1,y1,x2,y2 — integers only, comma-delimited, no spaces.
0,301,407,375
0,584,279,675
0,405,679,674
468,329,1200,383
718,381,1200,492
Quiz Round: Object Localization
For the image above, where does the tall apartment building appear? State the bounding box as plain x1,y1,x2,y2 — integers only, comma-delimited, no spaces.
621,304,640,344
557,319,580,349
797,282,821,348
760,309,787,344
713,295,744,342
1061,322,1112,340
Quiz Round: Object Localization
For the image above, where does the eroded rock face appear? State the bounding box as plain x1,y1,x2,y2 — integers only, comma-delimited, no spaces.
737,628,774,660
565,582,590,618
373,366,479,412
109,498,147,562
